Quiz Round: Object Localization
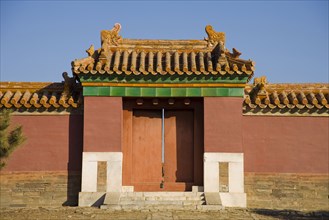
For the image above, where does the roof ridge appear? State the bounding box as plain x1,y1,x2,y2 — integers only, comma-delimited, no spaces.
71,23,254,79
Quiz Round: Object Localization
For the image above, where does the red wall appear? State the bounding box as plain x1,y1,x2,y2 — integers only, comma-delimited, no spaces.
83,97,122,152
243,116,329,173
3,114,83,172
4,96,327,175
204,97,328,174
204,97,243,152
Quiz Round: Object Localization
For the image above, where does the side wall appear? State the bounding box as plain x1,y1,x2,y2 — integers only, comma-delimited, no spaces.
79,97,123,197
242,116,329,210
83,97,122,152
204,97,328,210
204,97,243,152
243,116,329,174
0,114,83,207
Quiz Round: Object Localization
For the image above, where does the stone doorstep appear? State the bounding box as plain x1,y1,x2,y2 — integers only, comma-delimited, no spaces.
119,197,145,202
120,192,202,197
145,196,188,201
121,200,184,205
102,191,207,208
188,196,205,201
82,191,215,209
120,196,191,202
118,192,205,200
100,204,223,211
118,200,204,206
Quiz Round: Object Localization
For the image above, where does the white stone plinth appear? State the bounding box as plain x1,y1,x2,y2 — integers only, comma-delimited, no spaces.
79,192,106,207
81,152,123,193
204,152,246,208
219,192,247,207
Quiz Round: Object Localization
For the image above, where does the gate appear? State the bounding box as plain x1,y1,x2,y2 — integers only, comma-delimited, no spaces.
122,98,203,191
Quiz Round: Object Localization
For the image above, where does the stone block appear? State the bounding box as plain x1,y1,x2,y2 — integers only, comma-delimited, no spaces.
157,196,187,201
100,204,122,210
120,196,144,202
103,192,120,205
183,200,202,206
119,200,139,205
122,186,134,192
78,192,105,207
143,192,185,197
219,192,246,207
245,172,329,210
23,191,41,197
192,186,204,192
11,192,24,197
144,196,157,201
204,192,222,205
81,152,123,192
144,200,183,205
9,204,26,208
197,205,223,211
121,204,140,211
186,196,201,201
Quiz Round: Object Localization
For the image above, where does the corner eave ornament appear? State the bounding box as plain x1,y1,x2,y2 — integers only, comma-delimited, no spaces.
101,23,122,50
253,76,268,98
205,25,225,47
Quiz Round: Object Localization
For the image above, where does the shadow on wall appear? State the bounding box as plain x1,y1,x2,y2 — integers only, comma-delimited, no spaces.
62,114,83,206
251,209,329,220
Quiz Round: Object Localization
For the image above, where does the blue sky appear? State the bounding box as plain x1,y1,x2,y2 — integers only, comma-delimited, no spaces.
1,0,328,83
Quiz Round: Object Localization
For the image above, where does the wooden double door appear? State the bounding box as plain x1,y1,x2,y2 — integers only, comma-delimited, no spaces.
123,98,203,191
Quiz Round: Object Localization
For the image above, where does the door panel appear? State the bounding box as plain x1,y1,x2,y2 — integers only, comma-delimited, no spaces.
122,98,203,192
164,110,194,189
132,110,162,190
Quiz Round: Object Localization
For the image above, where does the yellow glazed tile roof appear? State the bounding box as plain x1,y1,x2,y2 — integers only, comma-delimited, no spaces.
0,75,82,111
244,76,329,115
72,24,255,78
1,77,328,115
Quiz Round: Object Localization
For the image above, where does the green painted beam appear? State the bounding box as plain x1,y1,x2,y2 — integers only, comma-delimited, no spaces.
83,86,244,97
79,74,249,84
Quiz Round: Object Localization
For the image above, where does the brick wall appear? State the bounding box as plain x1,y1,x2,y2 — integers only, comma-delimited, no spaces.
243,116,329,174
245,172,329,211
0,171,81,207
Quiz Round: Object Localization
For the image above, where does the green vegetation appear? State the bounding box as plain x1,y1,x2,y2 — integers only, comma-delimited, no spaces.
0,109,26,170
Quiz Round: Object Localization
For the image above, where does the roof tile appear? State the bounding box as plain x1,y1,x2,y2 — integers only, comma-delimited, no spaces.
0,76,82,111
244,76,329,115
71,24,255,79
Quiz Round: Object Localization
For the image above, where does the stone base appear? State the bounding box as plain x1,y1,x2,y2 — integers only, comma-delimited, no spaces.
219,192,246,207
103,192,120,205
78,192,105,207
0,171,81,208
100,192,211,210
245,172,329,210
204,192,222,205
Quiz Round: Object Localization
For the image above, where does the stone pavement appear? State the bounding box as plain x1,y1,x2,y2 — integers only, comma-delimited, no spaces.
0,207,328,220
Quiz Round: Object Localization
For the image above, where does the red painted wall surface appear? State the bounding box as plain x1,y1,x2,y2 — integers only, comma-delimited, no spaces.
84,97,122,152
204,97,243,152
3,114,83,172
243,116,329,173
